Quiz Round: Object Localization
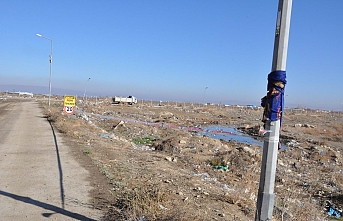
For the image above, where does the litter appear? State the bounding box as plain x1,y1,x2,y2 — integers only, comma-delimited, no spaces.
213,165,228,171
326,201,342,218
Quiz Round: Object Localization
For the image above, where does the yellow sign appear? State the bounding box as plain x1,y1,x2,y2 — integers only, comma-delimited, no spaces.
64,95,76,106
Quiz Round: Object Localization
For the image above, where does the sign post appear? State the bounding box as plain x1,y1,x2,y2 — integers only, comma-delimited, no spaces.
255,0,292,220
63,95,76,115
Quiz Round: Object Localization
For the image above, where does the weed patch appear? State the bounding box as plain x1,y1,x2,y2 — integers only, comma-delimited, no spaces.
132,136,154,145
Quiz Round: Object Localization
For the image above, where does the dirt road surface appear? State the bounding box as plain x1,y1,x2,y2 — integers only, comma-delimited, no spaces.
0,99,101,220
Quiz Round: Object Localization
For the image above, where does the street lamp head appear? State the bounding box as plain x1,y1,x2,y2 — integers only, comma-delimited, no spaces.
36,33,52,42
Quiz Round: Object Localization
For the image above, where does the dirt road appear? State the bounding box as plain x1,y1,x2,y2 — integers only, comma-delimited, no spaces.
0,99,101,220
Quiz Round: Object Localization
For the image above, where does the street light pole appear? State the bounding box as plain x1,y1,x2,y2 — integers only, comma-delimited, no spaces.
36,33,53,108
255,0,292,220
83,77,91,102
203,87,208,106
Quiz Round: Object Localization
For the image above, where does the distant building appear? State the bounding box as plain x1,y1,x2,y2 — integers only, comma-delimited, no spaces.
8,91,34,97
246,104,257,109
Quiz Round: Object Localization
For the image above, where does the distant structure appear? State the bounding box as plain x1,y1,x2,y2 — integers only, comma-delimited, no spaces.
8,91,34,97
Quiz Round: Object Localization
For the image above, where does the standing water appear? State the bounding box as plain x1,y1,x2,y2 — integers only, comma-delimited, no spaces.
199,125,263,146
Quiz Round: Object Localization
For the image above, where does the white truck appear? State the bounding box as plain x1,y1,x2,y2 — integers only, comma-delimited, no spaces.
112,96,137,105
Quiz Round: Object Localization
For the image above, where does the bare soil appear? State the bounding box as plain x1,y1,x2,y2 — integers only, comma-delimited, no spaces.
0,98,102,220
43,97,343,220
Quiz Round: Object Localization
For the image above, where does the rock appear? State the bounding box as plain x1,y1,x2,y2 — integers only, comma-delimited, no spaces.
194,187,201,191
294,123,316,128
179,140,187,144
243,146,256,156
278,159,285,166
165,156,177,162
303,124,316,128
160,111,174,119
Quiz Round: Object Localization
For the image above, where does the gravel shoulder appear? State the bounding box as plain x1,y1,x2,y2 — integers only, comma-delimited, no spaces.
0,99,102,220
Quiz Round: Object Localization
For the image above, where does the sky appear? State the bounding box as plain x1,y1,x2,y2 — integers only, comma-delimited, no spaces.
1,1,342,110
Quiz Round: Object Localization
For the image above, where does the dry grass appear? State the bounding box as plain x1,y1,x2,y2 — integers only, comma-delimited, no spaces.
41,99,342,221
108,183,170,220
44,108,216,220
300,122,343,143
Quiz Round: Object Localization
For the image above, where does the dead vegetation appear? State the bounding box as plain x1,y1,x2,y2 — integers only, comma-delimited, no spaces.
42,98,343,221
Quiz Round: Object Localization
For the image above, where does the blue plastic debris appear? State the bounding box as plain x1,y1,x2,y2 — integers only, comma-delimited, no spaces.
328,207,341,218
326,201,342,218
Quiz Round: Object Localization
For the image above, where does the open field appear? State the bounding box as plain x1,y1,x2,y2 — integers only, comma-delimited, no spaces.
7,95,343,220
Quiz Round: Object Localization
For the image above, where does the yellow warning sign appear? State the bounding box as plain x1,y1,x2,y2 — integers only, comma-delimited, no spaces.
64,95,76,106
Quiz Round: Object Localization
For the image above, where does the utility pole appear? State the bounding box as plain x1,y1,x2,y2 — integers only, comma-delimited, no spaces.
83,77,91,102
255,0,292,220
36,34,53,109
203,86,208,106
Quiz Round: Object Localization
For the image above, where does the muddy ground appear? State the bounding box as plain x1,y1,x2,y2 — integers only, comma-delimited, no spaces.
44,97,343,221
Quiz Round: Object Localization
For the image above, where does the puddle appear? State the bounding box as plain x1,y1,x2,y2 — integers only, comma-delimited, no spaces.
199,126,263,146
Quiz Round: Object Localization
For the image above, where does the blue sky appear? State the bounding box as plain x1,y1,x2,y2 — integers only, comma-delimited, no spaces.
1,1,342,110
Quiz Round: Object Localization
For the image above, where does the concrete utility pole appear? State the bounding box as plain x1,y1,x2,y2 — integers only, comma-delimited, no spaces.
203,87,208,106
36,34,53,108
255,0,292,220
83,77,91,102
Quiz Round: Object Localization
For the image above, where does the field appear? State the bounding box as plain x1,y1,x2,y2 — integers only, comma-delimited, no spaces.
44,97,343,221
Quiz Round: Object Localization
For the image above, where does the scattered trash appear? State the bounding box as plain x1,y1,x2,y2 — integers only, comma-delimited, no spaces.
286,140,300,148
133,145,155,151
165,156,177,162
200,173,209,179
80,110,263,147
213,165,228,171
159,204,167,211
328,207,341,218
113,120,124,129
326,201,342,218
221,184,235,192
100,133,111,139
320,150,325,156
